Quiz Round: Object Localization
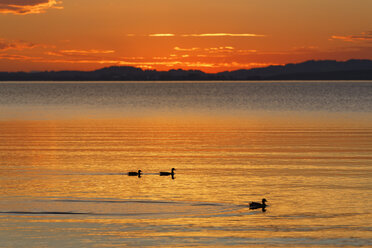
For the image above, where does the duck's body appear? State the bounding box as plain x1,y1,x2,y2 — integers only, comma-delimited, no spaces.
249,198,267,209
128,170,142,176
160,168,175,176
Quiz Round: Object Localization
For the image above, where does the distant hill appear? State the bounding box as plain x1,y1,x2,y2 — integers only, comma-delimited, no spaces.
217,59,372,80
1,59,372,81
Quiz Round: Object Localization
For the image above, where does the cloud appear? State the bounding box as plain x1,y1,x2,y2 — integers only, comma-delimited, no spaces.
59,49,115,55
181,33,265,37
143,33,265,38
174,46,236,52
149,34,175,37
0,0,62,15
0,47,281,72
118,60,217,69
0,53,40,60
216,62,278,68
330,31,372,42
0,51,278,71
44,49,116,59
205,46,237,53
0,38,39,51
174,46,200,51
172,46,258,58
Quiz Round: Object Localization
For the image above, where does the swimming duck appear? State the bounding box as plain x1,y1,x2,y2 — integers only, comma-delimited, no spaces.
249,198,267,209
128,170,142,176
160,168,175,176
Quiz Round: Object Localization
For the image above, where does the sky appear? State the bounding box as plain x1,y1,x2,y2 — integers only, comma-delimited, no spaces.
0,0,371,72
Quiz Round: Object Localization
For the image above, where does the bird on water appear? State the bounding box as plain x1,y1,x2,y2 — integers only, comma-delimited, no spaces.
160,168,175,176
128,170,142,177
249,198,267,209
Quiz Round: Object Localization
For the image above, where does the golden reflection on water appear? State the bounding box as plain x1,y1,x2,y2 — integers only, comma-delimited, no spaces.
0,115,371,247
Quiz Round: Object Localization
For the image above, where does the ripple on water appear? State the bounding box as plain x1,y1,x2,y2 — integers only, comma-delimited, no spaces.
0,197,247,219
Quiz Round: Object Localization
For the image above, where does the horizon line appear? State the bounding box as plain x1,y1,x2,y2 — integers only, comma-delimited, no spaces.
0,58,370,74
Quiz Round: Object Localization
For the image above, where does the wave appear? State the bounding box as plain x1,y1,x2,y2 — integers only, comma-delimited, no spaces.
0,198,246,218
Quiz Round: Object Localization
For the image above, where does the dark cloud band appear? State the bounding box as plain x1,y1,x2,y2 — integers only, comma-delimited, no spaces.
0,0,62,15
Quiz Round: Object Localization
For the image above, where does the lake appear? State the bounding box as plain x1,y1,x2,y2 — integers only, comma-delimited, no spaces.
0,81,371,247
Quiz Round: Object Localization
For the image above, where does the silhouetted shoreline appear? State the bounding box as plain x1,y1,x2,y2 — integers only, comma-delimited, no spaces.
1,59,372,81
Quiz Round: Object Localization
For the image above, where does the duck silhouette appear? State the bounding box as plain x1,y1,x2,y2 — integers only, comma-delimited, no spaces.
160,168,175,176
128,170,142,177
249,198,267,210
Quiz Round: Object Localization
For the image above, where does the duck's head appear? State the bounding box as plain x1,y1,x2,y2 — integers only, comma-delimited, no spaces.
171,168,176,172
262,198,267,204
138,170,142,174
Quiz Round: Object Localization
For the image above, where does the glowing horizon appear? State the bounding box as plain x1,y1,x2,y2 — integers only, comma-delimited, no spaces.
0,0,371,73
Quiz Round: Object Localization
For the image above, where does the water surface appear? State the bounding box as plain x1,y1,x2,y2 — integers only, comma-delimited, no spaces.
0,81,371,247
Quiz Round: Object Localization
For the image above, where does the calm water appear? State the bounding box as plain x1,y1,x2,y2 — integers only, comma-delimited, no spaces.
0,81,371,247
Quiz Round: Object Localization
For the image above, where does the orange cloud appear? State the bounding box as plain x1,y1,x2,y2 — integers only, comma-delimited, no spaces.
331,31,372,42
174,46,236,52
0,53,40,60
0,51,278,71
172,46,258,59
205,46,236,53
174,46,200,51
149,34,175,37
182,33,265,37
59,49,115,55
0,0,62,15
145,33,264,38
0,38,38,51
43,49,116,60
118,60,216,68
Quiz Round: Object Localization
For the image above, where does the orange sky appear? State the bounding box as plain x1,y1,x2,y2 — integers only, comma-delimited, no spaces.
0,0,371,72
